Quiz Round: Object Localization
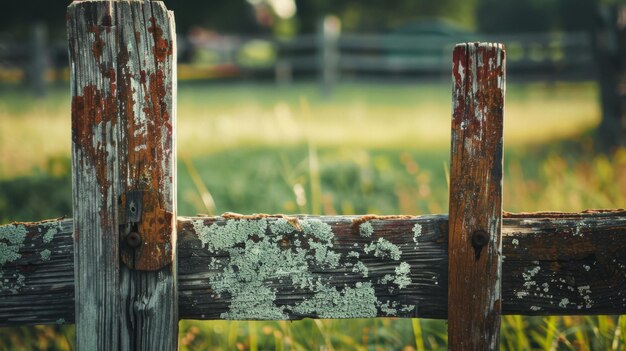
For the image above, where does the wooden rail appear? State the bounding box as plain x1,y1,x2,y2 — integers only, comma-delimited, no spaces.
2,211,625,326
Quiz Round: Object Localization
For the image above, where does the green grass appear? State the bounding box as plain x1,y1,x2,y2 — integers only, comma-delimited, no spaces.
1,81,625,350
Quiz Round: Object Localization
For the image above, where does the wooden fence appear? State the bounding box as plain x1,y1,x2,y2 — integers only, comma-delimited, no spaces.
182,24,594,83
0,1,625,350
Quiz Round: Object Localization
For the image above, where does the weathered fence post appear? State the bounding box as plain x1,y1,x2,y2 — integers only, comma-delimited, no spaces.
448,43,505,350
318,15,340,98
29,22,47,98
67,1,177,350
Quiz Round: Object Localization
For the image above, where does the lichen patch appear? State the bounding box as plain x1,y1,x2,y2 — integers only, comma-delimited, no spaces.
364,238,401,261
292,282,378,318
0,224,28,265
412,223,422,245
359,222,374,237
193,217,416,319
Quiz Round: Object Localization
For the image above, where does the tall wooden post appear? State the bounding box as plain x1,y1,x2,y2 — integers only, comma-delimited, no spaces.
448,43,505,350
67,1,177,350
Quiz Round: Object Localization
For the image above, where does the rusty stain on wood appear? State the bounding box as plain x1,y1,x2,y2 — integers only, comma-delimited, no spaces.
119,190,174,270
448,42,505,351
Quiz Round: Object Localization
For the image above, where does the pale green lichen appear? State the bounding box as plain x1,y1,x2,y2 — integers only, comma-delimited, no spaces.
196,218,350,319
380,274,394,285
1,272,26,294
40,249,51,261
308,241,341,268
56,318,65,325
522,265,540,289
352,261,368,277
270,218,296,235
359,222,374,237
194,218,268,252
412,223,422,244
394,262,412,289
347,251,360,258
400,304,415,313
300,219,333,242
559,298,569,308
364,238,401,260
0,224,27,265
378,300,399,316
43,225,58,244
220,282,287,320
292,282,378,318
196,217,415,319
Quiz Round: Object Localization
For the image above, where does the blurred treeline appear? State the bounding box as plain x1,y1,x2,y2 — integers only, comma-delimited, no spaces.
0,0,619,39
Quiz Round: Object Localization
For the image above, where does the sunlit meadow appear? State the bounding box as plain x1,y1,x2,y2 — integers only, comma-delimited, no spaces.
1,81,625,350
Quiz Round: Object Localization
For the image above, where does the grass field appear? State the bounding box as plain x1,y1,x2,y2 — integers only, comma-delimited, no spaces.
1,81,625,350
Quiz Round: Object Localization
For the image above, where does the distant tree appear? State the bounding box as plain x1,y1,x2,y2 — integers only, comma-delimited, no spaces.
476,0,599,34
164,0,264,34
294,0,478,33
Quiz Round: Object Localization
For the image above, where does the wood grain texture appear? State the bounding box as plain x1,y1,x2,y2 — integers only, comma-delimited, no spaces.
1,212,625,326
448,43,505,350
0,219,74,326
67,1,177,350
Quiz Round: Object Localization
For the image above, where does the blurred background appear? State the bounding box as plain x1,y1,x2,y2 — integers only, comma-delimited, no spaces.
1,0,626,350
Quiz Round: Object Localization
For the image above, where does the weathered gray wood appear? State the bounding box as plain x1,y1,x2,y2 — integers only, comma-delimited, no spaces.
448,42,505,351
177,214,446,320
67,1,177,350
0,219,74,326
1,212,626,325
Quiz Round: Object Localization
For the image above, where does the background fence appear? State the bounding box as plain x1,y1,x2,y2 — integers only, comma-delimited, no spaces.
0,21,595,87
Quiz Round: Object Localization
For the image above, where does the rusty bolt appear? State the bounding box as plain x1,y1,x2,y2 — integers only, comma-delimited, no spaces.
471,230,490,249
126,231,142,248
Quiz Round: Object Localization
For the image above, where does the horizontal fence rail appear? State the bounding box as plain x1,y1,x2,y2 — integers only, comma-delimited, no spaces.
1,211,625,326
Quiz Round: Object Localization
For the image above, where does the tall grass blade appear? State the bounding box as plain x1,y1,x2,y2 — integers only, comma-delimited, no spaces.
182,155,216,215
411,319,426,351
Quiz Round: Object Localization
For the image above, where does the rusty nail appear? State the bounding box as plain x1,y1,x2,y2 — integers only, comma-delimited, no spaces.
126,231,142,248
471,230,490,249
